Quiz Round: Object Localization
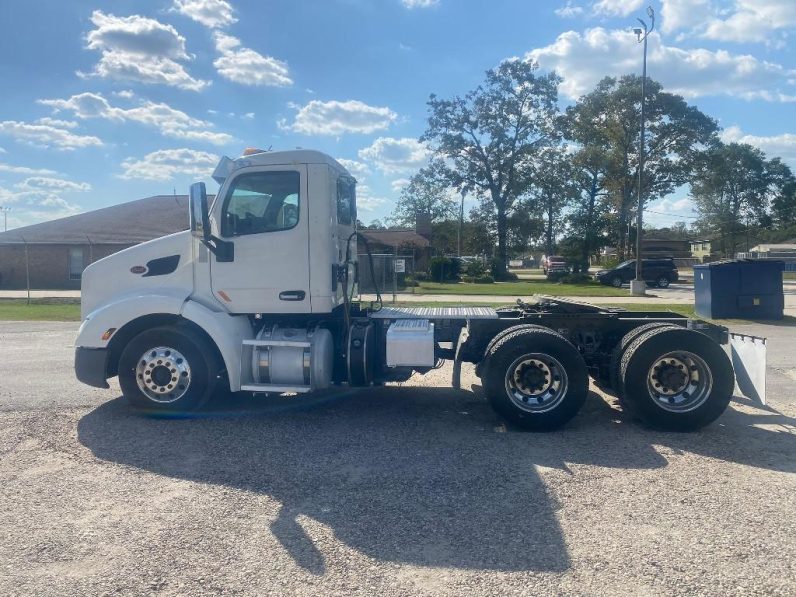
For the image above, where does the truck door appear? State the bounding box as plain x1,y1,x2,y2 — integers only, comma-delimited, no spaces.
210,165,311,314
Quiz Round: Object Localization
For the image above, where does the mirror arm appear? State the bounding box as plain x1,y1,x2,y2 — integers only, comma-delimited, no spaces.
201,235,235,263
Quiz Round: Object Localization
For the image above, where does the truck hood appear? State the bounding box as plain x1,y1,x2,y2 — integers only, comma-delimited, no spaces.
80,230,194,319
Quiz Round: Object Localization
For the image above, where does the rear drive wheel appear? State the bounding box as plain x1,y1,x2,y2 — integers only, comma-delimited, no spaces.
656,275,670,288
481,326,588,430
619,327,733,431
611,276,623,288
608,322,679,394
118,324,222,415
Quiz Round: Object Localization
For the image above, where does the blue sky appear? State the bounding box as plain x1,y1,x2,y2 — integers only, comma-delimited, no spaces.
0,0,795,230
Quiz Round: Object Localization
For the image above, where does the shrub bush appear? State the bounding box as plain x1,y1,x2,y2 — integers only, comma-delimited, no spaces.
558,273,593,284
413,271,429,282
430,256,461,282
462,275,495,284
464,259,488,278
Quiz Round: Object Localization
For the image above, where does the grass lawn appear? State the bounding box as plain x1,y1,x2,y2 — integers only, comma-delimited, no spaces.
0,299,81,321
416,279,628,297
784,272,796,281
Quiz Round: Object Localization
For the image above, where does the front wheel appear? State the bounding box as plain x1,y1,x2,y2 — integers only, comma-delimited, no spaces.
118,324,222,415
619,327,734,431
611,276,623,288
481,326,588,430
656,275,670,288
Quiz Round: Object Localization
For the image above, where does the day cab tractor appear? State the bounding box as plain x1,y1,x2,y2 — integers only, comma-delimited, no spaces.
75,149,747,431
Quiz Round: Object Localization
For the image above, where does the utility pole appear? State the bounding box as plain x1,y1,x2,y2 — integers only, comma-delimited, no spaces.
631,6,655,296
0,206,9,232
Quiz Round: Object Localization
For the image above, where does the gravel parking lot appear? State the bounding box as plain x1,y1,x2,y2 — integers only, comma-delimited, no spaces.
1,321,795,596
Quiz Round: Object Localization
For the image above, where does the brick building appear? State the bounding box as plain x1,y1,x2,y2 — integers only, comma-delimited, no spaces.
0,195,199,290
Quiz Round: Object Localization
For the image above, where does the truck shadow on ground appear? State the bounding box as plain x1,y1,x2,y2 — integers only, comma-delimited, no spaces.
77,386,795,574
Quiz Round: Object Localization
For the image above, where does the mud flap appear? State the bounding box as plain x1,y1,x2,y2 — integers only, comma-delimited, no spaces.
730,333,767,405
452,326,469,390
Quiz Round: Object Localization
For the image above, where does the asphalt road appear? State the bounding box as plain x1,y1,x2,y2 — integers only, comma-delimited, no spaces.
1,321,795,596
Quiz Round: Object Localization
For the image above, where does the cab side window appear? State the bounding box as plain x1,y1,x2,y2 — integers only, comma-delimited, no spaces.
337,177,356,226
222,171,300,236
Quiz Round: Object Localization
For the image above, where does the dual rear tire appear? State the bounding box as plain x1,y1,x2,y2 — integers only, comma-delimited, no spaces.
481,326,588,431
480,323,734,432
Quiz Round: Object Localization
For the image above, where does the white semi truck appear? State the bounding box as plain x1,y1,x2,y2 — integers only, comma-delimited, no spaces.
75,148,743,431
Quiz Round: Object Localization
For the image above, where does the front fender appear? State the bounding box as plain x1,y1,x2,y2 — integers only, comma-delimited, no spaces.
180,300,253,391
76,289,188,349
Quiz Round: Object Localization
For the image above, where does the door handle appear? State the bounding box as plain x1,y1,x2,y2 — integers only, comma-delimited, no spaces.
279,290,306,301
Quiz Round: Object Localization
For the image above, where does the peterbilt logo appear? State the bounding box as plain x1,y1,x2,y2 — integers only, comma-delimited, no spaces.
130,265,147,275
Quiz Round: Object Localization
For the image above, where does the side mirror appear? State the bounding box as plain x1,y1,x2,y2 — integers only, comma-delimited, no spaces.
189,182,211,242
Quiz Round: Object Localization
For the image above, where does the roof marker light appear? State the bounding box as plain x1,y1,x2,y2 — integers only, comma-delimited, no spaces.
242,147,265,156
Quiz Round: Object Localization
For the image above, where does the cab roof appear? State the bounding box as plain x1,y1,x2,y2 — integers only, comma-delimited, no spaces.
213,149,349,184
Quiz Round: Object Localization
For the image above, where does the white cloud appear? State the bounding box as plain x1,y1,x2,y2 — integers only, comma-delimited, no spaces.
281,100,397,136
555,2,584,18
592,0,642,16
242,112,255,119
646,196,697,226
0,187,82,227
355,183,391,212
119,148,218,181
391,178,410,192
402,0,439,8
721,125,796,167
213,32,292,87
80,11,209,91
358,137,430,174
39,92,233,146
0,163,58,176
526,28,796,101
705,1,796,43
337,159,371,180
172,0,237,29
114,89,136,99
0,120,103,151
35,117,78,129
663,0,796,44
16,177,92,193
660,0,714,35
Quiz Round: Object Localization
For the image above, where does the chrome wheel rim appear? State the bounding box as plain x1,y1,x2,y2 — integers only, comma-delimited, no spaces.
135,346,191,404
658,277,669,287
504,353,569,413
646,351,712,413
612,277,622,287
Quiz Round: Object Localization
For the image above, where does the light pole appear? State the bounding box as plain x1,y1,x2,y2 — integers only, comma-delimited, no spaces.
0,206,9,232
457,190,466,257
631,5,655,297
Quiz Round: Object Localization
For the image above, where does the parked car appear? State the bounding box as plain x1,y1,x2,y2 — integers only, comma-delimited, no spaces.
541,255,568,274
595,258,679,288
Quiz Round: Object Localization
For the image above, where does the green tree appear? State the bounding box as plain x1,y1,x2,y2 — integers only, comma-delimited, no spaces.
692,142,795,255
421,60,561,278
566,76,718,259
389,160,458,227
526,145,579,256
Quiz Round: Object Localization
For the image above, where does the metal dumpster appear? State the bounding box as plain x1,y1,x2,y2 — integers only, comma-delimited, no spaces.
694,259,784,320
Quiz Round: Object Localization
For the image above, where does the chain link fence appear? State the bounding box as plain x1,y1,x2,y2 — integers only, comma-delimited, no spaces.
357,253,416,297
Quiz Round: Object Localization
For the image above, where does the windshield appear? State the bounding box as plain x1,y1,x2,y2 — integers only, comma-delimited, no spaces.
617,260,635,268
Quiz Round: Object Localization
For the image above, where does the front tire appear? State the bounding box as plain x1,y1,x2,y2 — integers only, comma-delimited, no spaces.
118,324,222,415
619,327,733,431
481,326,588,430
611,276,623,288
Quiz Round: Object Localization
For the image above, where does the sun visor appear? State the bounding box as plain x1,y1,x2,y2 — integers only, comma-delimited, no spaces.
212,156,236,184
